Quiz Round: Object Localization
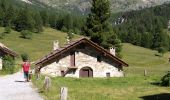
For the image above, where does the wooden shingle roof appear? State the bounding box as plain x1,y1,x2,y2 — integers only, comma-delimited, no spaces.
0,43,18,57
35,38,128,67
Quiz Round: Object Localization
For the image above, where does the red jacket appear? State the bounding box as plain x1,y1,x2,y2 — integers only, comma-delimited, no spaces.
22,62,30,72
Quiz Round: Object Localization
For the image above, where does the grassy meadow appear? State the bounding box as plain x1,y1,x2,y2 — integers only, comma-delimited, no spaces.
122,43,170,77
32,43,170,100
1,27,170,99
0,27,81,61
0,27,81,75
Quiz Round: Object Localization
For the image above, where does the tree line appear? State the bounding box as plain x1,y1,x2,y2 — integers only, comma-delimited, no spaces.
113,3,170,53
0,0,85,38
1,0,170,55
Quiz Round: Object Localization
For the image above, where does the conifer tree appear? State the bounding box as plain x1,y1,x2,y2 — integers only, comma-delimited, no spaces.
63,14,73,31
4,4,15,27
14,6,35,31
49,13,57,29
0,0,8,26
40,10,49,27
84,0,122,56
34,12,43,33
84,0,110,36
0,6,4,26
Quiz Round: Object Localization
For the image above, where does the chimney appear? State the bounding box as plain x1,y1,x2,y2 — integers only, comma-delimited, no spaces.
109,47,116,56
66,36,70,43
53,40,59,50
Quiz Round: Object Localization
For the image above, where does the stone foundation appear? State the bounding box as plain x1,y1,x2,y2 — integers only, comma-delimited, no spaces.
0,58,2,70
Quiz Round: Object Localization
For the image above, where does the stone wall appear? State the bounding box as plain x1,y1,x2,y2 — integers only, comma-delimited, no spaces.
0,57,2,70
0,51,4,70
41,45,123,77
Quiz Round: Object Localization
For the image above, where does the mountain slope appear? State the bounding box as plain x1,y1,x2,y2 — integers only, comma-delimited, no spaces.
0,27,81,61
19,0,170,14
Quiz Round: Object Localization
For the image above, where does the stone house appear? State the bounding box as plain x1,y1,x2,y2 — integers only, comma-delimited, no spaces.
0,43,17,70
35,38,128,78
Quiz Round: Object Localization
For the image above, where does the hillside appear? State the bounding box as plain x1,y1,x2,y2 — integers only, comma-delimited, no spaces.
0,27,170,75
1,27,170,99
122,43,170,76
0,27,81,62
30,41,170,100
19,0,170,14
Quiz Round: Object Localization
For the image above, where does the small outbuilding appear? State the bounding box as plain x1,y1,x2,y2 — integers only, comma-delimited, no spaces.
0,43,18,70
35,38,128,78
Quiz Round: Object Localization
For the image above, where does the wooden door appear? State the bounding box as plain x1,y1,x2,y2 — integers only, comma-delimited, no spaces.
79,67,93,78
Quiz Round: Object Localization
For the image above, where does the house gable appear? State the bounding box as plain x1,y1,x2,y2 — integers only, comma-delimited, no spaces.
35,38,128,71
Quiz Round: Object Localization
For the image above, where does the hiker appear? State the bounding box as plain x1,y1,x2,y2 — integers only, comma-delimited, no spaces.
22,60,30,82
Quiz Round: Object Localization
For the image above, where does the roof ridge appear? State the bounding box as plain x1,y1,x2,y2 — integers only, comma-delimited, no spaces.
0,42,17,57
35,38,128,67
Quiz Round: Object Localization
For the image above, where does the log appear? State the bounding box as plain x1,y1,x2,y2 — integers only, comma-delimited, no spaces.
60,87,68,100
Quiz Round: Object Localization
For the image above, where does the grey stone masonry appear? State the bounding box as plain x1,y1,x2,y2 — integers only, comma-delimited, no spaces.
41,44,123,78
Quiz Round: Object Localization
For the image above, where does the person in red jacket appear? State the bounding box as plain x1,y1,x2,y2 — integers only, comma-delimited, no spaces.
22,60,30,82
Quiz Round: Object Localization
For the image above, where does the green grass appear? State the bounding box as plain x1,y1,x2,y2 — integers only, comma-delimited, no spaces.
1,26,170,99
0,27,81,75
0,27,81,62
31,43,170,100
122,43,170,77
0,65,20,76
32,76,170,100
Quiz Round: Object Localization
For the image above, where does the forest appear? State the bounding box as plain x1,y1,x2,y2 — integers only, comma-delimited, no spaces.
113,3,170,52
0,0,85,36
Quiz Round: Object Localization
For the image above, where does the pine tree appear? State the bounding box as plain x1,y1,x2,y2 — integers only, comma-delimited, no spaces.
14,6,35,31
141,32,153,48
4,4,15,27
40,10,49,27
83,0,122,57
63,14,73,31
0,6,4,26
84,0,110,36
49,13,57,29
0,0,8,26
34,12,43,33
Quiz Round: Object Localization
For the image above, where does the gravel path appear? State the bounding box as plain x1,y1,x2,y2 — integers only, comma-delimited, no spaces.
0,72,43,100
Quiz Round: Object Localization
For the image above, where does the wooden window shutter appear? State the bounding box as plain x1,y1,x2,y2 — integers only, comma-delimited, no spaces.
70,52,75,67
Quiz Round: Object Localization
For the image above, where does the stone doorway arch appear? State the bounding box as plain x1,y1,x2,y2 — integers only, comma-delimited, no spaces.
79,67,93,78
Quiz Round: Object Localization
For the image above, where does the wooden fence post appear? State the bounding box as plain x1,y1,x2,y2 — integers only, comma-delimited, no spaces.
60,87,68,100
43,76,51,91
144,69,147,76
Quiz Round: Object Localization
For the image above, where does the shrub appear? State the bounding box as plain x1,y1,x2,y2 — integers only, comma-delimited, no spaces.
20,30,32,39
21,53,29,62
4,26,11,34
158,47,167,56
67,30,74,40
74,28,81,34
161,71,170,86
2,55,15,74
61,26,68,32
0,32,5,39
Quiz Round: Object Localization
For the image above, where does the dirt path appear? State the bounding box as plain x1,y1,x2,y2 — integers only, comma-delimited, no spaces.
0,72,43,100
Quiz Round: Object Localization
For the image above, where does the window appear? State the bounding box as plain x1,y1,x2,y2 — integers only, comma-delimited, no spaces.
69,70,75,74
61,71,64,77
106,72,110,78
70,52,75,67
97,55,101,62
